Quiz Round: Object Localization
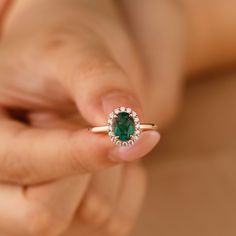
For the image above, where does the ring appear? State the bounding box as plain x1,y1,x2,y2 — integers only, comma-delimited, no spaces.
90,107,157,146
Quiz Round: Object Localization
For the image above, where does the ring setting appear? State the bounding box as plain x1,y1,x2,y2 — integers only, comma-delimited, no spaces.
90,107,157,146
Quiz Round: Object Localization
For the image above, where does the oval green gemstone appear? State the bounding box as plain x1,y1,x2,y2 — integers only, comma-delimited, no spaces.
112,112,135,141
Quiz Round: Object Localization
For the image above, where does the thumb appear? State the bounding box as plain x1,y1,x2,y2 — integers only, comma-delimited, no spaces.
40,2,145,126
0,0,160,184
55,47,143,126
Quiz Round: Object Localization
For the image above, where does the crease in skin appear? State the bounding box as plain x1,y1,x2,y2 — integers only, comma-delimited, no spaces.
0,61,75,111
0,0,14,36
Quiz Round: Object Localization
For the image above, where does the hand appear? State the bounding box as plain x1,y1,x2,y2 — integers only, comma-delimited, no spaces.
0,1,190,233
0,0,164,235
0,0,160,185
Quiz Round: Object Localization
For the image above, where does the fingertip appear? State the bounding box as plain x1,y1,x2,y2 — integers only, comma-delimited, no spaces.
108,131,160,162
79,89,143,126
101,91,143,120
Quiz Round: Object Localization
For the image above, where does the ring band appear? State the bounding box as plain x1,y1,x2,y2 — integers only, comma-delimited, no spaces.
90,123,157,133
90,107,157,146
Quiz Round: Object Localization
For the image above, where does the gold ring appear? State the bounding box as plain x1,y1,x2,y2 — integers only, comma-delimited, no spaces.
90,107,157,146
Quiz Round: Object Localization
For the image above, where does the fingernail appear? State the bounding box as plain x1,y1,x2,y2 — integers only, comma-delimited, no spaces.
101,91,143,118
108,131,161,162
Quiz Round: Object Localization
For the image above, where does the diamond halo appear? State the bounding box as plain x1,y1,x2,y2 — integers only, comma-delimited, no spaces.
107,107,141,146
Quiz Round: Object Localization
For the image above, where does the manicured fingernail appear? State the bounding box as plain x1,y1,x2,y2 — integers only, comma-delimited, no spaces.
108,131,160,162
101,91,143,118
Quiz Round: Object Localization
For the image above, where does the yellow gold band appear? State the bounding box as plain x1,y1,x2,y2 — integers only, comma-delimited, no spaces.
90,123,157,133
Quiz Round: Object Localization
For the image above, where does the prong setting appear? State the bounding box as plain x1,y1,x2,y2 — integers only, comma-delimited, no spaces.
107,107,141,146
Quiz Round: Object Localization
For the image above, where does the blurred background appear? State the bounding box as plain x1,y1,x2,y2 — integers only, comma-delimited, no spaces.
132,72,236,236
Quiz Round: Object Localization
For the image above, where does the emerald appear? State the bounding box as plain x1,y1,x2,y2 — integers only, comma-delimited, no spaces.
112,112,135,141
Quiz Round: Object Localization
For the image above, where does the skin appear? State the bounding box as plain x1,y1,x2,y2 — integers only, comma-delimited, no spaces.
0,1,160,235
0,0,236,235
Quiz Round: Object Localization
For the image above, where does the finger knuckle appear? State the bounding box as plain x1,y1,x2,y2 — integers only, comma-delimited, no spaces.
24,204,66,236
43,25,92,53
0,151,33,185
80,195,112,226
79,58,120,79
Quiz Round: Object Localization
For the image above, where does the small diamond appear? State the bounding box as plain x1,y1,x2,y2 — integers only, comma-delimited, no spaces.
111,136,118,142
120,107,126,112
126,108,132,113
109,112,114,118
114,108,120,114
135,130,140,135
128,140,134,145
116,141,121,146
122,142,128,147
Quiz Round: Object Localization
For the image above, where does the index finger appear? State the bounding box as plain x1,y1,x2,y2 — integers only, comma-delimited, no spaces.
0,114,160,185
